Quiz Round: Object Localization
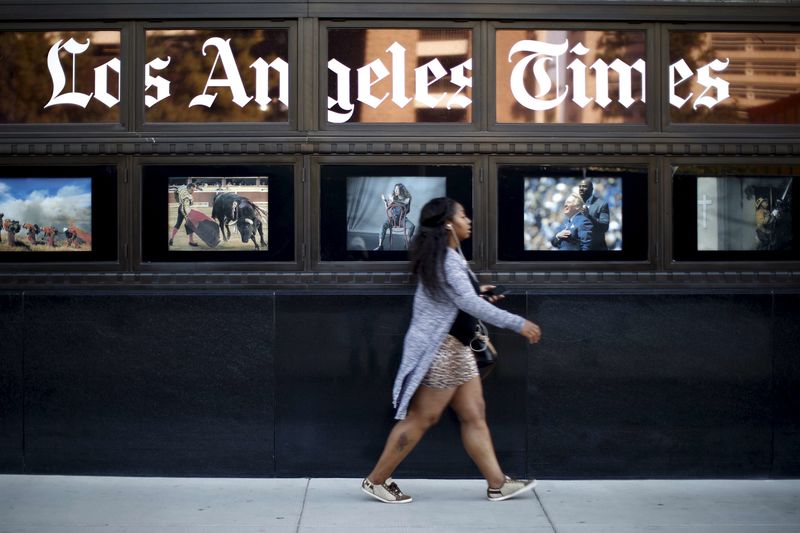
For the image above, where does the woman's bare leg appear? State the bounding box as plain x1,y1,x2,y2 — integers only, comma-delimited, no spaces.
449,376,506,488
367,385,456,484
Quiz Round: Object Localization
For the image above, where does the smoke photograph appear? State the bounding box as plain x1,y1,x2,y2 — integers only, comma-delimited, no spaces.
0,177,92,252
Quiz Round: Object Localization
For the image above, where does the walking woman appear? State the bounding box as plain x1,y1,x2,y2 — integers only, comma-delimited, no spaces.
361,197,542,504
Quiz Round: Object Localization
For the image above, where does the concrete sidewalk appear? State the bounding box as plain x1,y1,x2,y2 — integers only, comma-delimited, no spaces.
1,476,799,532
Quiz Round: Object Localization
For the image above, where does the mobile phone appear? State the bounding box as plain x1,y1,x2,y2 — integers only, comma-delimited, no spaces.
484,285,509,297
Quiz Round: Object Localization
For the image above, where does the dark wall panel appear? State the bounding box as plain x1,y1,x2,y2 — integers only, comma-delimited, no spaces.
273,292,529,478
23,292,276,476
0,294,23,472
773,293,800,476
527,294,774,478
0,289,795,478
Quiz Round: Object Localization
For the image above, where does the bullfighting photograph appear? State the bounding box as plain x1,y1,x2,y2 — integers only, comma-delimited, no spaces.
523,176,622,252
167,176,269,251
0,177,92,252
345,176,446,251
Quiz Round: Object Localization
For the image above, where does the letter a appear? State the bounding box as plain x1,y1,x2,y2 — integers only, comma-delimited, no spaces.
189,37,252,108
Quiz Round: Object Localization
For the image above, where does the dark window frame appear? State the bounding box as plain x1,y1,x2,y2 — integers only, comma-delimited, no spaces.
135,20,298,134
661,23,800,137
0,157,127,272
309,155,483,272
663,157,800,271
132,155,305,272
488,21,657,134
318,20,482,133
488,155,657,272
0,22,131,133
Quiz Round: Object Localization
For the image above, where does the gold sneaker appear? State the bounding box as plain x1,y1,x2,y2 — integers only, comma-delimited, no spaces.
487,476,537,501
361,477,413,504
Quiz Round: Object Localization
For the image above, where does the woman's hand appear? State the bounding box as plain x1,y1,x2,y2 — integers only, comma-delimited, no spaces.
479,284,504,304
519,320,542,344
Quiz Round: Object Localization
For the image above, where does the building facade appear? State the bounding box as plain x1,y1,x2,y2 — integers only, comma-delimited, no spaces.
0,0,798,478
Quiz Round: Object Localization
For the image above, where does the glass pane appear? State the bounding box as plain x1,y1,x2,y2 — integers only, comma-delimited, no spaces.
496,29,647,124
669,32,800,124
0,31,121,124
145,29,289,123
327,28,473,124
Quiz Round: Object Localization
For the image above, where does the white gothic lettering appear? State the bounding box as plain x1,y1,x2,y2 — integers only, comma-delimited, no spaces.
326,41,473,124
41,35,731,119
508,39,646,111
45,38,120,109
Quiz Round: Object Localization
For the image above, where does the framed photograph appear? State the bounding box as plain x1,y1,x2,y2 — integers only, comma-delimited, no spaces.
141,164,294,263
497,164,648,262
0,165,117,263
319,164,473,262
672,165,797,262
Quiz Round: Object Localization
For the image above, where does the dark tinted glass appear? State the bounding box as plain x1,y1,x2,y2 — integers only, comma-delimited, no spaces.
669,32,800,124
327,28,473,124
496,29,647,124
145,29,289,123
0,31,121,124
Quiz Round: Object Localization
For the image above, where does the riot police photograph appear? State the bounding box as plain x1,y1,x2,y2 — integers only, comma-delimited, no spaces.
696,176,793,252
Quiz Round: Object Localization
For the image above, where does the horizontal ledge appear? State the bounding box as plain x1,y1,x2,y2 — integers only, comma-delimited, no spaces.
0,271,798,291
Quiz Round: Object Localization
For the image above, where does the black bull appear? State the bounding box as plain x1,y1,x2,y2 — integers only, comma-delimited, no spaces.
211,192,267,250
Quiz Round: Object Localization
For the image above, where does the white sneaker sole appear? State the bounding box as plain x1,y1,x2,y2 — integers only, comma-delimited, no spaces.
361,485,413,504
488,479,538,501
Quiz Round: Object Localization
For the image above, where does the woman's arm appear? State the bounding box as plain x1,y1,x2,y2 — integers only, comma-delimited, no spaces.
442,251,525,333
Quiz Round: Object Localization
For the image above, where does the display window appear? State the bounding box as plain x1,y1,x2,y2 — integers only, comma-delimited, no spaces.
0,164,118,263
672,164,798,262
496,163,649,263
140,163,295,263
318,163,474,262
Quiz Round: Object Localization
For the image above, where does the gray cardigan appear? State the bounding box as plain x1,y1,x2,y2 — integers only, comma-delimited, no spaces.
392,248,526,419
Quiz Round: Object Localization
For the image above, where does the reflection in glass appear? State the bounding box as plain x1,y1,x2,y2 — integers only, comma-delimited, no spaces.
145,29,289,122
0,31,120,124
669,32,800,124
496,29,647,124
327,28,472,124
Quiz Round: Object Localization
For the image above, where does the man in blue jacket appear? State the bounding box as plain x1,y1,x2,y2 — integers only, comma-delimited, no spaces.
578,179,610,250
550,192,593,251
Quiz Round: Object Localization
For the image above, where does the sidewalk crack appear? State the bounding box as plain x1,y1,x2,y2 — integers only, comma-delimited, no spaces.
295,478,311,533
534,488,558,533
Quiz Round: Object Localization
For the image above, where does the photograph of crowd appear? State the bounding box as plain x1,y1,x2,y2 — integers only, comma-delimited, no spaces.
0,177,92,252
167,176,269,251
523,176,622,251
696,176,793,251
345,176,446,251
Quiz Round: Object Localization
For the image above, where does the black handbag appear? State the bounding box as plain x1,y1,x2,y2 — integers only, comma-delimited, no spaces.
449,273,498,377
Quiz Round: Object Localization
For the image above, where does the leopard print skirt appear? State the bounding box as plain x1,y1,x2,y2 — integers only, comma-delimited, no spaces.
421,334,479,389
